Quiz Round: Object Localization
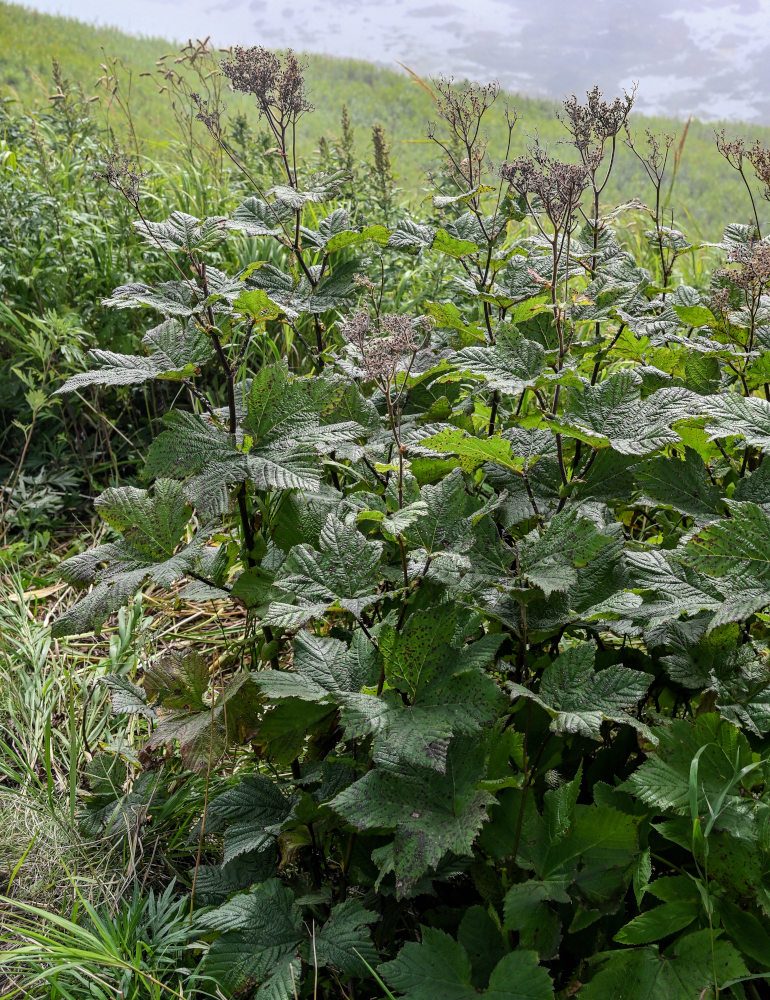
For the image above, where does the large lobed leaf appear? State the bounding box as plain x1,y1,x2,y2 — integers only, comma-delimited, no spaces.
508,642,653,740
380,927,554,1000
331,737,495,897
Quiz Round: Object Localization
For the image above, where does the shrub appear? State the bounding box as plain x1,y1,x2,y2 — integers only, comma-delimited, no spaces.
43,55,770,1000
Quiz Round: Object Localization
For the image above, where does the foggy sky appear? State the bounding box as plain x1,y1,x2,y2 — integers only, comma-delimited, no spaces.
20,0,770,123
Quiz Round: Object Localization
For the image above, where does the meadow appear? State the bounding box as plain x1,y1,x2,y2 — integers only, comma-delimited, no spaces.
3,0,770,238
3,6,770,999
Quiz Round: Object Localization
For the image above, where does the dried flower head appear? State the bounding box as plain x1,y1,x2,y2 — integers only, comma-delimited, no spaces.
715,129,747,170
340,104,354,152
94,144,148,209
371,124,392,183
560,85,636,172
427,76,501,188
341,311,422,384
502,146,587,230
353,273,376,292
221,46,312,122
192,91,223,140
432,76,499,139
710,286,731,317
748,140,770,200
714,131,767,234
626,127,675,183
716,238,770,292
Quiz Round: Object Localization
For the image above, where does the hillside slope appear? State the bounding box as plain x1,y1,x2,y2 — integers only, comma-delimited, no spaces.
2,0,770,237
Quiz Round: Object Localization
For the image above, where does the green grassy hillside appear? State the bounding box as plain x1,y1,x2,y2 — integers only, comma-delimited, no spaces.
2,0,770,237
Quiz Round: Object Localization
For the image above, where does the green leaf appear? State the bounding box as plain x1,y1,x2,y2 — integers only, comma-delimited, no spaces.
549,805,639,903
101,277,214,317
134,211,226,252
378,501,430,536
508,642,651,740
256,699,334,766
340,656,502,772
96,480,190,558
325,223,390,252
453,326,545,395
402,469,478,555
657,625,770,732
256,630,377,702
380,927,475,1000
433,186,486,209
614,899,700,945
548,372,692,455
698,392,770,452
673,303,717,328
145,369,328,517
625,549,726,628
53,480,207,636
332,737,494,896
202,879,303,997
484,951,555,1000
245,362,363,453
432,228,479,257
145,409,236,480
311,900,378,976
421,427,525,474
266,514,383,627
388,220,436,253
244,363,312,442
56,350,171,393
201,773,293,863
144,409,321,515
579,930,747,999
457,906,507,988
503,878,569,957
269,170,348,208
685,500,770,583
574,449,637,504
381,929,553,1000
228,196,293,237
379,605,458,698
719,898,770,967
231,564,279,611
634,448,725,523
517,509,616,598
194,852,278,905
147,667,261,770
425,300,485,341
622,714,752,820
234,288,284,322
101,675,154,718
632,848,652,907
143,648,209,710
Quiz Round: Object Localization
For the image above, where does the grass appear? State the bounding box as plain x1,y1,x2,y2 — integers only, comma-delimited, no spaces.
0,565,123,905
0,886,212,998
0,541,248,885
0,549,235,997
2,0,770,238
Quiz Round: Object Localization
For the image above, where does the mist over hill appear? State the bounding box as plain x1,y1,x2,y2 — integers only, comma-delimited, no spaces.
2,0,770,238
15,0,770,124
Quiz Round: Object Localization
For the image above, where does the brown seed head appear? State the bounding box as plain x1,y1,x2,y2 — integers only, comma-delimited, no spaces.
502,146,588,230
560,84,636,171
341,311,423,384
94,144,148,209
221,46,312,121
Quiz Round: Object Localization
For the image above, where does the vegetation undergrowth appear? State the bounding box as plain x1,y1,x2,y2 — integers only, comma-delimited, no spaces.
5,34,770,1000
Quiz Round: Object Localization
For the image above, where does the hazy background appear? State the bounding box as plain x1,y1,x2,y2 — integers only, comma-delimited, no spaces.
23,0,770,123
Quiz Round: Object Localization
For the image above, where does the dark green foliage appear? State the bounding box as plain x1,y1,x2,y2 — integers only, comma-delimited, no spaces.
36,48,770,1000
